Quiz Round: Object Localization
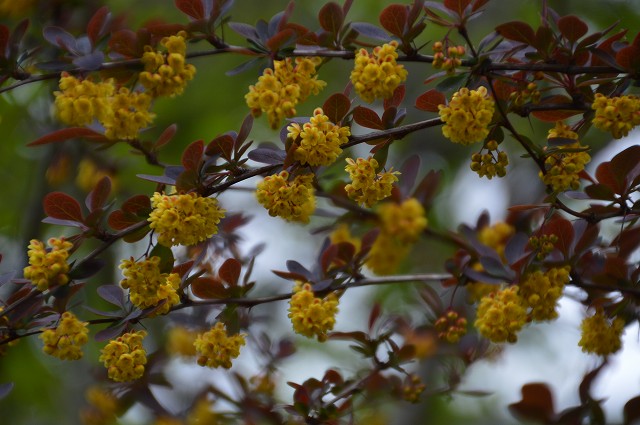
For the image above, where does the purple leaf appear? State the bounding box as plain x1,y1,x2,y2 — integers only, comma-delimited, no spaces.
97,285,125,308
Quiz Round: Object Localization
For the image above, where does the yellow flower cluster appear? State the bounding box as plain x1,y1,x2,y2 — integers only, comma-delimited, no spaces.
432,42,465,74
287,107,351,166
119,256,181,316
55,74,114,126
474,286,527,343
193,322,246,369
99,330,147,382
434,310,468,343
470,140,508,179
103,88,155,140
438,87,495,145
467,222,515,302
330,223,361,250
402,374,426,403
540,121,590,192
529,234,558,260
591,93,640,139
519,266,570,321
255,171,315,223
148,192,225,247
344,157,399,207
80,386,119,425
288,281,339,342
166,326,197,357
578,309,625,356
245,57,326,129
350,41,408,103
39,312,89,360
366,198,427,275
55,74,155,140
140,32,196,98
23,237,73,291
75,158,118,193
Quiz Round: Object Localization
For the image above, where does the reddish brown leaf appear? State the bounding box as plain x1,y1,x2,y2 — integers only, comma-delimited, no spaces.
558,15,588,43
444,0,471,17
86,176,111,212
87,6,110,45
182,139,204,171
107,210,140,230
108,29,140,58
353,106,384,130
172,260,194,278
27,127,106,147
624,396,640,425
0,25,10,57
531,95,582,122
122,194,151,215
508,383,555,423
218,258,241,286
415,89,446,112
495,21,535,45
379,4,407,38
542,215,574,257
616,45,640,71
318,2,343,34
156,124,177,149
174,0,205,19
236,114,253,145
266,28,295,52
190,277,227,299
206,134,234,159
44,192,84,223
595,162,623,195
384,84,405,109
323,93,351,124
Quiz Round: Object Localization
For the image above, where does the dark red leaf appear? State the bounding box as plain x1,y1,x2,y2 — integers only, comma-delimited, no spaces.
28,127,107,147
611,145,640,189
531,95,582,122
558,15,588,43
318,2,343,34
379,4,407,38
624,396,640,425
122,194,151,215
107,210,140,230
206,134,234,159
353,106,384,130
44,192,84,223
237,114,254,145
182,139,204,171
415,89,446,112
87,6,110,45
108,29,140,58
0,25,10,57
595,162,623,195
616,45,640,71
495,21,536,45
86,176,111,212
443,0,471,17
508,383,555,423
543,215,574,258
323,93,351,124
191,277,227,299
368,303,381,332
174,0,205,20
266,28,295,52
321,244,338,272
219,258,241,286
384,85,405,109
156,124,177,149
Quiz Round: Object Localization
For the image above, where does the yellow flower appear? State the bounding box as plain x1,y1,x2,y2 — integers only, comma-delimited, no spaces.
539,122,590,192
474,286,527,343
519,266,570,321
365,198,427,275
166,326,198,357
592,93,640,139
194,322,246,369
40,312,89,360
434,310,468,343
101,87,155,140
119,256,181,316
438,87,495,145
54,74,114,126
75,158,118,193
80,386,119,425
350,41,408,103
578,309,625,356
186,398,219,425
23,237,73,291
99,330,147,382
140,31,196,98
256,171,315,223
288,281,339,342
287,107,351,166
148,192,225,247
344,157,399,207
330,223,361,252
245,57,326,129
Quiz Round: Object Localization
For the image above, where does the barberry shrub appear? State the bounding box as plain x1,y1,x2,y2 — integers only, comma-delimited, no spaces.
1,1,640,424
